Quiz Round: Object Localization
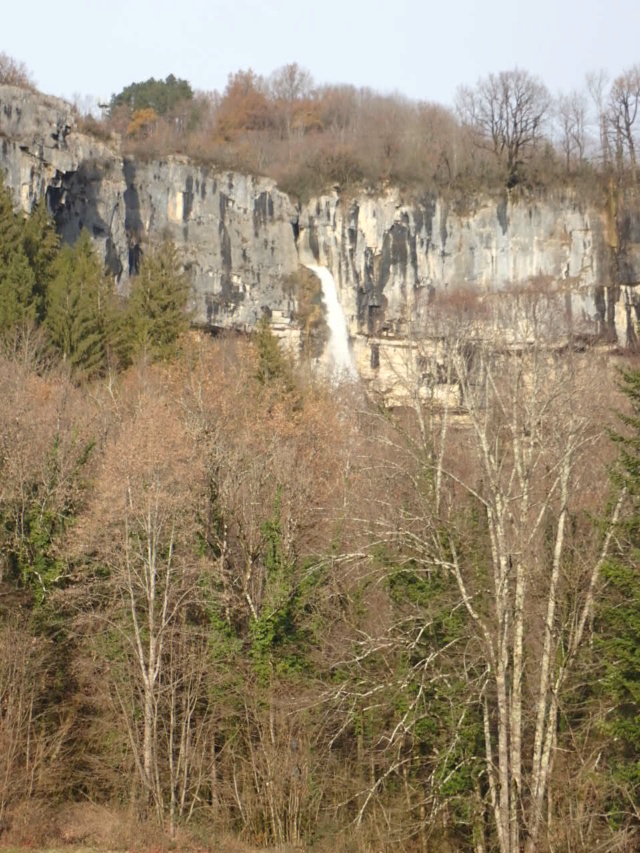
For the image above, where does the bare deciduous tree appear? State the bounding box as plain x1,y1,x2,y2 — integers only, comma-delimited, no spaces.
0,623,41,828
78,369,209,826
586,69,611,167
0,53,34,89
609,64,640,180
456,69,551,181
270,63,315,143
556,89,589,171
363,287,623,852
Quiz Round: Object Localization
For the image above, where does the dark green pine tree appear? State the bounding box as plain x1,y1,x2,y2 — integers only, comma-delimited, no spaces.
254,315,297,397
127,238,191,361
21,196,60,316
0,247,37,333
110,74,193,115
45,230,120,378
0,173,38,337
594,367,640,825
0,172,23,263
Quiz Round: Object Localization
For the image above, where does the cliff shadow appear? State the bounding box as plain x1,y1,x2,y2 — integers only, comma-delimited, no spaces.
46,159,124,280
123,158,144,275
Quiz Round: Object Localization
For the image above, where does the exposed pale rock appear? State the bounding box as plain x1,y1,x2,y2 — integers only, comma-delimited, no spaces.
1,85,299,328
3,84,640,383
297,188,640,336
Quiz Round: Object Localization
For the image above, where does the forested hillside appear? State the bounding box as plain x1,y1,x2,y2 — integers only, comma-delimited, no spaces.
2,52,640,853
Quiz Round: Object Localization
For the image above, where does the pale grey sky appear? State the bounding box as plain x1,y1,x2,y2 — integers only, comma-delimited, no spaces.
3,0,638,106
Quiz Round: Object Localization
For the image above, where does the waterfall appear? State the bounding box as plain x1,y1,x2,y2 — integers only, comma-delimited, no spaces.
305,264,358,381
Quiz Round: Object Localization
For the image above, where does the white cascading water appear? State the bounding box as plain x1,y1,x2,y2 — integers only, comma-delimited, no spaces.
305,264,359,381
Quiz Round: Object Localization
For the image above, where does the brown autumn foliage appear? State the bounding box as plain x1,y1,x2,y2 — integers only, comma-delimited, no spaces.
0,308,638,851
35,336,368,847
127,107,159,138
215,70,272,140
4,54,639,201
76,59,640,203
0,356,96,592
0,52,35,89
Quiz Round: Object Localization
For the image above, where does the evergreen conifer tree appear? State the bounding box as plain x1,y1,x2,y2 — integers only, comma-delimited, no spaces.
254,315,296,395
0,174,39,337
45,230,120,377
0,173,23,263
0,247,37,334
21,197,60,316
127,238,191,361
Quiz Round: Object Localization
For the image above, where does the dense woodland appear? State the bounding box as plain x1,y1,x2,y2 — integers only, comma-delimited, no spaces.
1,52,640,852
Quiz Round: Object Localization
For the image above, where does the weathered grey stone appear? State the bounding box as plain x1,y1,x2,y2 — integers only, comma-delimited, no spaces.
1,85,300,329
296,187,640,345
3,84,640,364
124,161,300,328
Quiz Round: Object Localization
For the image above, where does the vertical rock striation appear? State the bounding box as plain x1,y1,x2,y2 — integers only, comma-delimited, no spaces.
3,84,640,379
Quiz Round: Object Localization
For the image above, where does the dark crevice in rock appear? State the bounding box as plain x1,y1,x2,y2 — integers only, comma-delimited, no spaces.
308,217,320,261
439,201,449,249
47,161,109,246
123,159,142,277
253,191,274,237
219,192,229,222
497,195,509,235
183,175,194,222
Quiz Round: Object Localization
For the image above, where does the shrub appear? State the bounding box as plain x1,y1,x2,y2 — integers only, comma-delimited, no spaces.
0,53,35,89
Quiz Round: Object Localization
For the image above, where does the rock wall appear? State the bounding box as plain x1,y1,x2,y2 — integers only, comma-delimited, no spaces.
296,189,640,340
0,85,300,331
3,84,640,380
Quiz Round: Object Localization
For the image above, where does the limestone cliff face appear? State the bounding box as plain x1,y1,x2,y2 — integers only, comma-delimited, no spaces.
0,84,300,331
112,160,300,329
296,190,640,339
3,84,640,377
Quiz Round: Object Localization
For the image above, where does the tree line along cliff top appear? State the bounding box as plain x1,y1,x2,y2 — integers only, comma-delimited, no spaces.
3,51,639,202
